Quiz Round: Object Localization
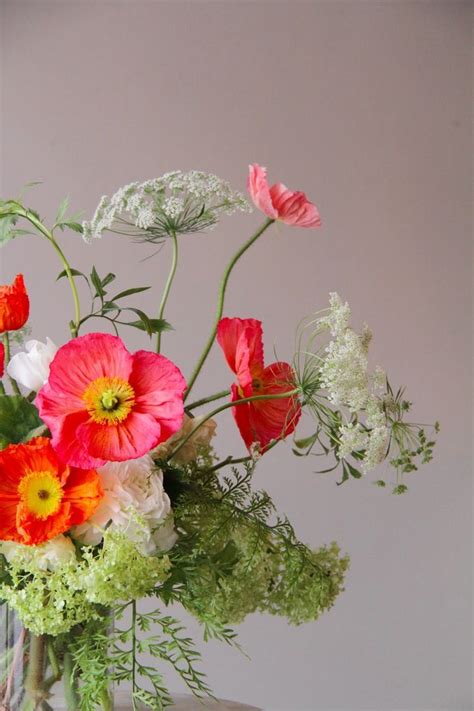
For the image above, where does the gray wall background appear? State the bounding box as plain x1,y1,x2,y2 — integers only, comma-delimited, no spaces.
0,1,472,710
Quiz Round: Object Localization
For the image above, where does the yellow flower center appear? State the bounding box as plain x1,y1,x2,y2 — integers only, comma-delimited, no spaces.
83,376,135,425
18,470,63,520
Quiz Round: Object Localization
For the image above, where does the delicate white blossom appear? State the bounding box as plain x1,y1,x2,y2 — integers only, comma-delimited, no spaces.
71,455,177,555
338,422,368,460
82,171,250,242
154,414,217,465
318,292,351,337
0,535,76,572
7,338,57,391
320,328,370,412
361,425,389,473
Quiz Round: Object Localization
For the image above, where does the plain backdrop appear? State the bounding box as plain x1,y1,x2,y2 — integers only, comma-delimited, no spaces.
0,1,472,710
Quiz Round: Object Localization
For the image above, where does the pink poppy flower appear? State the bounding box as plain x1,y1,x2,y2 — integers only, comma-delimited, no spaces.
247,164,321,228
217,317,301,453
36,333,186,469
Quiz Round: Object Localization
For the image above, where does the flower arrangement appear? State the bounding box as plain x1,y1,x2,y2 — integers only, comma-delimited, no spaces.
0,165,438,710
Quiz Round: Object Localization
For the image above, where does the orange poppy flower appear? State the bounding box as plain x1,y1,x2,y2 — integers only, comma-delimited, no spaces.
0,437,103,546
0,274,30,333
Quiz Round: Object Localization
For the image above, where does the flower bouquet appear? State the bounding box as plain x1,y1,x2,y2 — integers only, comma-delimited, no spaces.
0,166,438,710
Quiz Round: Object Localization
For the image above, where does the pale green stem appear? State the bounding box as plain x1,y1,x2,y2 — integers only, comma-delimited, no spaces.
17,208,81,338
168,388,299,461
186,388,230,411
156,231,178,353
3,333,21,395
24,634,45,706
184,218,275,400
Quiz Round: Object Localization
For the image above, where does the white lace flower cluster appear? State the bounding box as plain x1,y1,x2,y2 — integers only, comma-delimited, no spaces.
72,455,177,555
82,171,251,242
318,293,389,472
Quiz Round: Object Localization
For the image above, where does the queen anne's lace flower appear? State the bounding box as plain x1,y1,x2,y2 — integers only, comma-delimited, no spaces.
320,328,370,412
71,454,177,555
338,422,368,460
318,292,351,337
82,171,250,243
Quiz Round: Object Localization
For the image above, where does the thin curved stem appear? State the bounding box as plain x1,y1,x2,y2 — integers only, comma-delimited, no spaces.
184,218,274,400
168,387,299,461
186,389,230,412
156,231,178,353
17,208,81,337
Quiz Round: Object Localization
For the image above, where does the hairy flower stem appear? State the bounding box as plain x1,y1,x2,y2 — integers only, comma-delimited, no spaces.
24,634,46,706
156,230,178,353
169,388,299,461
186,389,230,412
184,218,274,400
3,333,21,395
15,207,81,338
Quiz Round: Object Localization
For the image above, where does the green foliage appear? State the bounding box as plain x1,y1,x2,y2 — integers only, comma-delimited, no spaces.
0,395,44,449
57,266,172,337
162,461,349,628
70,604,212,710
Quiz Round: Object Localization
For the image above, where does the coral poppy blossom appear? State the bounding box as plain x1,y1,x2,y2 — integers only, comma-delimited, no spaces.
247,164,321,228
0,274,30,333
217,317,301,453
36,333,186,469
0,437,103,546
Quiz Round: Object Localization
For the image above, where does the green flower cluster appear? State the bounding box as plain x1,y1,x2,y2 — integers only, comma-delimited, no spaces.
0,530,170,636
161,461,349,629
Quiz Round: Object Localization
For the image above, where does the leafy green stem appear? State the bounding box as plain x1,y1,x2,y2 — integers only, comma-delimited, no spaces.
156,230,178,353
184,218,274,400
16,207,81,337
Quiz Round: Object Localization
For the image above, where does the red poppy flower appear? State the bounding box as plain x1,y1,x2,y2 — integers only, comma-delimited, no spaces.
0,274,30,333
36,333,186,469
247,164,321,228
0,437,103,546
217,318,301,453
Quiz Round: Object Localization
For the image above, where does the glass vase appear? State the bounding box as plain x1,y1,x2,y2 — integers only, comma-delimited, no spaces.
0,605,114,710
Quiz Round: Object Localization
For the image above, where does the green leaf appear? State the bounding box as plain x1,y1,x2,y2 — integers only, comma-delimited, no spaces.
293,432,318,450
0,214,18,246
56,267,88,283
55,196,69,224
0,396,43,449
90,266,104,297
126,317,172,335
125,308,153,336
101,272,116,288
56,220,83,234
345,461,362,479
111,286,151,300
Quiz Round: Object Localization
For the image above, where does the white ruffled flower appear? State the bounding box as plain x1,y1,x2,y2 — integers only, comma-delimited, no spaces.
154,414,217,465
0,535,76,572
7,338,57,391
71,455,177,555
